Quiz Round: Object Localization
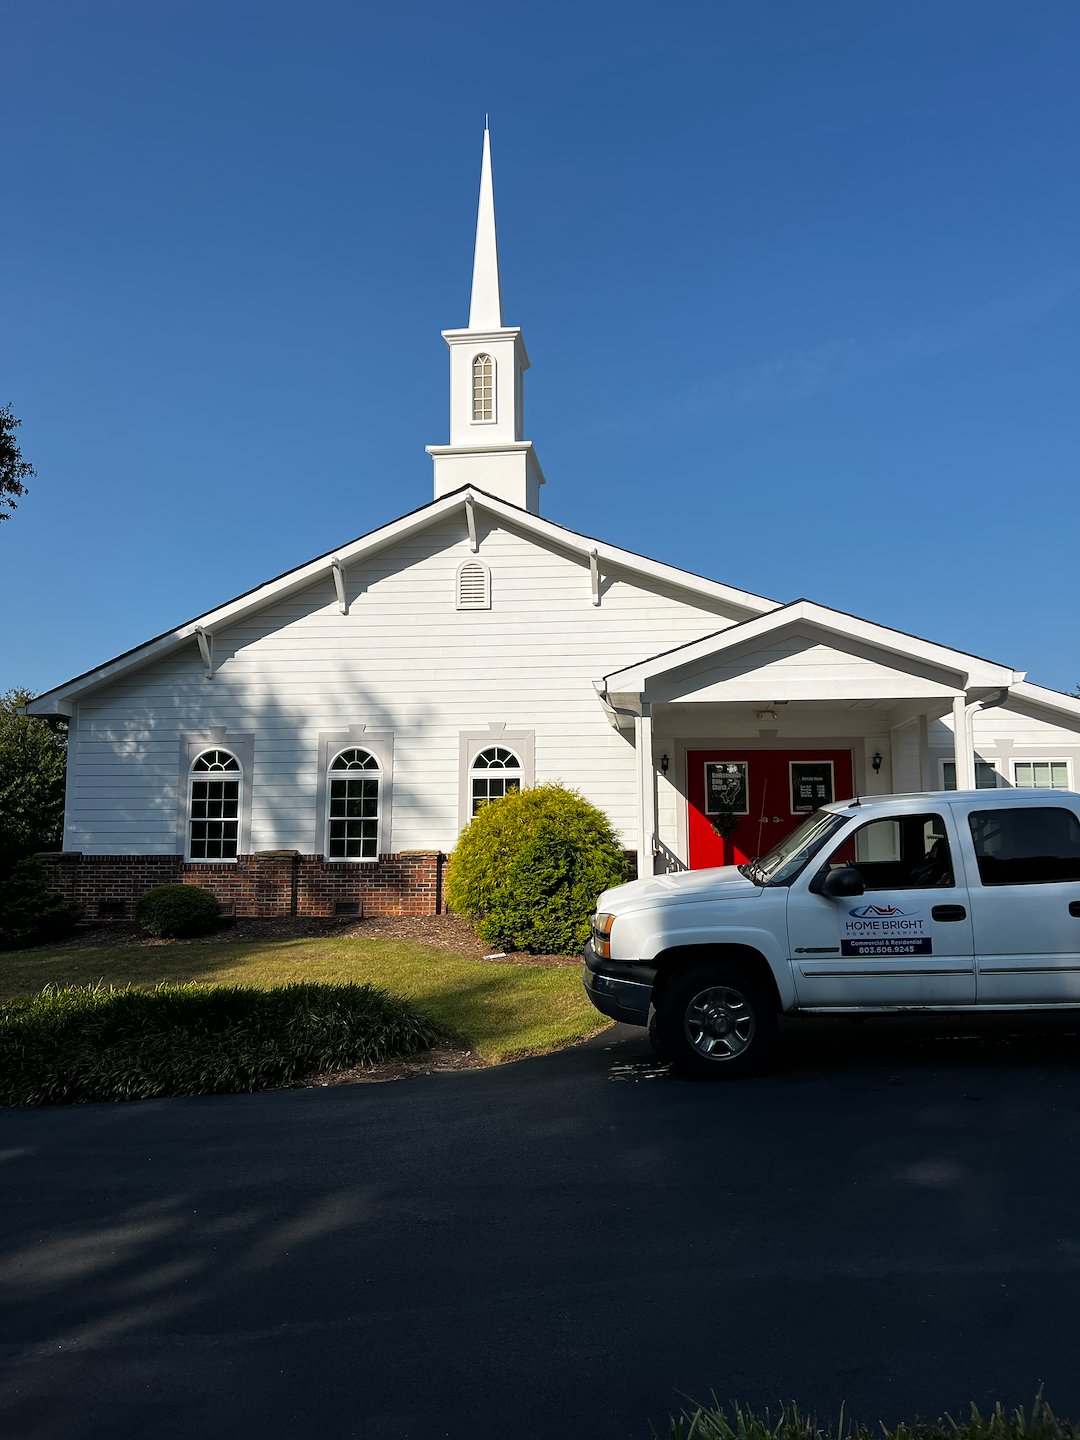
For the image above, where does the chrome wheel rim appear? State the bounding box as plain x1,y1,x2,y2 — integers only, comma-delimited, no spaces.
683,985,755,1061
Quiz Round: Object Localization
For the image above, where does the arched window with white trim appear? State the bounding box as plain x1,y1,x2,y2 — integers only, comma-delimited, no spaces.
469,746,522,816
326,747,381,860
472,353,494,421
189,749,242,860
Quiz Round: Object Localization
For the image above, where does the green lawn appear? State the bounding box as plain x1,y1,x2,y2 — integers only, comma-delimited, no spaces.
1,938,608,1063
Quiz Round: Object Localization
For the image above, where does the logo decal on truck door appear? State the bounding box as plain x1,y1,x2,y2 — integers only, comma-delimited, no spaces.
841,906,932,957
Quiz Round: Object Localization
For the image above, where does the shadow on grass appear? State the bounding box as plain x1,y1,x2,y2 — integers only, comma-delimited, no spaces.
1,937,605,1063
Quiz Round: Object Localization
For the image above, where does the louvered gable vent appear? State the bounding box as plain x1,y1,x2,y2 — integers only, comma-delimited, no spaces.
456,560,491,610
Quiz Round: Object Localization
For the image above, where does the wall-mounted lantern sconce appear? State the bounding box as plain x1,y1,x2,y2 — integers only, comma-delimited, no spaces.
872,751,883,774
660,753,670,775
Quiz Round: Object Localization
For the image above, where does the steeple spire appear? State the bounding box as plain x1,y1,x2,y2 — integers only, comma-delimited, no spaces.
468,123,503,330
427,127,545,512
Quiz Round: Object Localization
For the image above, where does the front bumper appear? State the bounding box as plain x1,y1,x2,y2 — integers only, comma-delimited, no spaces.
582,942,655,1026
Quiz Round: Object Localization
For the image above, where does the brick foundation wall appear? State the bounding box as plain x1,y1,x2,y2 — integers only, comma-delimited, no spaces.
36,851,446,921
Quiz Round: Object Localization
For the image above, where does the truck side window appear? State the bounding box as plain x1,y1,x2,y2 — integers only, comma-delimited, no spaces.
968,807,1080,886
825,814,954,890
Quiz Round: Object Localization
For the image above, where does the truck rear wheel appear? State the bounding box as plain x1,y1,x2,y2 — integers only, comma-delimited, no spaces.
656,964,776,1080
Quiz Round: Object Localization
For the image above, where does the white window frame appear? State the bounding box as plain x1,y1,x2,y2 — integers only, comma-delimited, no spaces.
316,727,394,861
468,746,524,818
939,758,1001,791
458,726,535,830
179,730,253,862
471,352,496,424
325,748,382,864
187,748,243,864
1011,758,1072,791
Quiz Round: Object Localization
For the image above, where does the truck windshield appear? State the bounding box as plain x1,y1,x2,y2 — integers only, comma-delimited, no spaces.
740,809,850,887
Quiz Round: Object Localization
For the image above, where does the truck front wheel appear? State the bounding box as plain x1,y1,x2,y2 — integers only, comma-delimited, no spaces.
656,964,777,1080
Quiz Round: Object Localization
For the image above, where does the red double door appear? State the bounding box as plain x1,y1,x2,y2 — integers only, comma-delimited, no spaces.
686,748,854,870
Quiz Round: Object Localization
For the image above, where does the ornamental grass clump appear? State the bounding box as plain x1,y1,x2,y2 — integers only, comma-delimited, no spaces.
135,884,221,938
666,1398,1073,1440
446,782,627,955
0,981,441,1105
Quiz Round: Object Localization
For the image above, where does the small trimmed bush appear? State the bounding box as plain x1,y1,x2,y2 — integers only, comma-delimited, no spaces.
446,782,627,955
135,884,221,938
0,857,83,950
0,981,441,1104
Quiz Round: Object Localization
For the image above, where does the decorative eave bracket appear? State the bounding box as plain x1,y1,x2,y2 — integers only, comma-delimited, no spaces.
195,626,213,680
589,549,601,607
331,557,348,615
465,494,479,553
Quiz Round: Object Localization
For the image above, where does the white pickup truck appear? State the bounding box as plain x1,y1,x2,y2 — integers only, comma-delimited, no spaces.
583,788,1080,1078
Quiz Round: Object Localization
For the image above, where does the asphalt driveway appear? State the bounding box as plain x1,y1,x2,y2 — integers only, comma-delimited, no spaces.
3,1014,1080,1440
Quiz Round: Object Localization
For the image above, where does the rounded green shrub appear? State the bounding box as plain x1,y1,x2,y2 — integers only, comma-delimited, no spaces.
447,783,627,955
134,884,221,938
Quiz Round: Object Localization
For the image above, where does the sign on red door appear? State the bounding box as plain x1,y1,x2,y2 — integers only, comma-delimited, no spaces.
686,749,854,869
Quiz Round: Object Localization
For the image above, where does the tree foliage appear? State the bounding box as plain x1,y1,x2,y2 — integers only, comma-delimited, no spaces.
0,406,34,521
447,783,627,955
0,689,67,872
0,858,82,950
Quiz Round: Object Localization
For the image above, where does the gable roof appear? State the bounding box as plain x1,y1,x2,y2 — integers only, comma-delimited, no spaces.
25,486,778,714
600,598,1024,696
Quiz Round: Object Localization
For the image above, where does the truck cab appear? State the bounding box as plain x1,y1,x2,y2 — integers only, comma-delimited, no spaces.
583,789,1080,1078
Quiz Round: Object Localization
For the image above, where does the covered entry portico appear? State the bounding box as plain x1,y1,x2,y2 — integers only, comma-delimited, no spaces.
596,601,1023,874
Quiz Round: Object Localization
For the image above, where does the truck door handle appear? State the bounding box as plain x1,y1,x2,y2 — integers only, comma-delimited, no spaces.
1069,902,1080,918
932,905,967,922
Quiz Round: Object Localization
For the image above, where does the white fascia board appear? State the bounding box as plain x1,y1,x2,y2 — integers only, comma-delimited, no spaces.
601,599,1017,695
466,491,776,618
24,491,475,712
24,485,775,713
1007,679,1080,724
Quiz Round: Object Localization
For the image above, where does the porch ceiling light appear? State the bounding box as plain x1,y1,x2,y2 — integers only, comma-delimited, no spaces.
755,708,778,721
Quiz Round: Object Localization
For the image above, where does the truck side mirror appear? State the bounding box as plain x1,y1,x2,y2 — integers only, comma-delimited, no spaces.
818,866,865,899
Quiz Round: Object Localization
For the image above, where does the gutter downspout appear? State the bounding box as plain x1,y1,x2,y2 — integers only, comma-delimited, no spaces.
955,686,1011,790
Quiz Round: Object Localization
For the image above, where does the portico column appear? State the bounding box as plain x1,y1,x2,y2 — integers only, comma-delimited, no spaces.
952,695,976,790
634,706,657,878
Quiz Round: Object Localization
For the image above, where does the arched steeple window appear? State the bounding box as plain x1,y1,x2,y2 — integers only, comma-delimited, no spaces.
472,353,494,421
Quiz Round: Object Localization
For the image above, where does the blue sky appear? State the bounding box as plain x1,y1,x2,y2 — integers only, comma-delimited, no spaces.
3,0,1078,695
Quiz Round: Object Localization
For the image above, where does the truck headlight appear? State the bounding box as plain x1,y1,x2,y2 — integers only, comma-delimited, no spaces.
592,912,615,959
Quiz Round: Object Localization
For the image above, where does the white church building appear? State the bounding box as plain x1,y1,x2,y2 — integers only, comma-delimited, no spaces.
28,131,1080,919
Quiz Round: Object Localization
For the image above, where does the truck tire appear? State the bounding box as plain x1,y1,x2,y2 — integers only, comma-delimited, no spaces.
655,963,777,1080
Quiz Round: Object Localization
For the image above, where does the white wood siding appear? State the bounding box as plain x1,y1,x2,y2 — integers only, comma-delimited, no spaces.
650,631,961,705
66,517,744,854
929,699,1080,788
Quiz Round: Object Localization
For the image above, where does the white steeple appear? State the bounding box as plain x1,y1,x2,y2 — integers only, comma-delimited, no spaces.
427,126,545,513
468,123,503,329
